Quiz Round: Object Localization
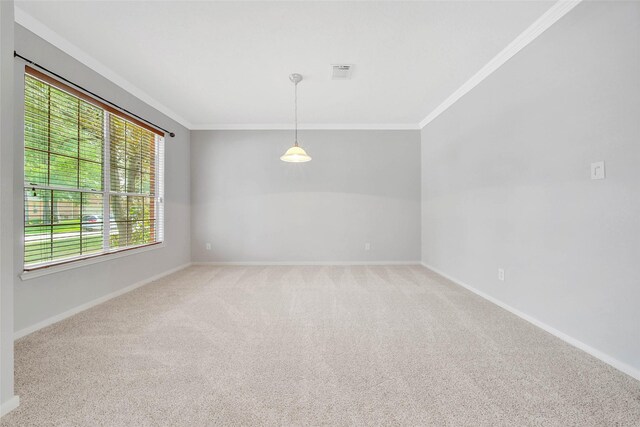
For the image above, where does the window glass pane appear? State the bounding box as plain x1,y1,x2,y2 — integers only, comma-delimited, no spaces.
82,230,103,255
24,189,103,266
52,224,81,260
110,167,126,194
49,87,79,157
108,114,160,251
110,195,127,220
109,195,152,248
24,225,52,265
126,169,142,194
129,196,143,221
109,115,126,169
143,197,153,220
109,225,126,249
24,77,49,152
82,193,103,218
143,220,156,242
24,148,48,186
52,190,80,226
24,75,109,267
141,142,152,174
110,114,155,197
129,220,145,246
49,154,78,188
79,102,103,162
80,160,102,191
109,195,128,249
141,173,151,195
81,193,104,253
25,188,51,226
126,124,142,171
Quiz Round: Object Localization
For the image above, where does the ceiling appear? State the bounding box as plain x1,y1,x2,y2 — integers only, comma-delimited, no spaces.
15,1,555,129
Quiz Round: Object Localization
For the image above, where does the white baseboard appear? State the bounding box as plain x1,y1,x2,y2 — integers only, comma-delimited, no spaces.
421,263,640,382
14,263,192,340
192,261,422,266
0,396,20,417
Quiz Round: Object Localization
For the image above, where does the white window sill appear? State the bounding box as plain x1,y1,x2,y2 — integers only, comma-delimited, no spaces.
20,242,166,281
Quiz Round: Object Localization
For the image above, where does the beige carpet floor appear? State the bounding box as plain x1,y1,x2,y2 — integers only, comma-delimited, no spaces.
2,265,640,426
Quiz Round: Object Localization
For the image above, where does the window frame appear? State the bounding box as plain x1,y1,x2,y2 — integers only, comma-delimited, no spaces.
22,67,165,275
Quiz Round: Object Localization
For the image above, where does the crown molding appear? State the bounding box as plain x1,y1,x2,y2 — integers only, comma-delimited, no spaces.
190,123,420,131
15,1,582,133
419,0,582,129
14,6,193,130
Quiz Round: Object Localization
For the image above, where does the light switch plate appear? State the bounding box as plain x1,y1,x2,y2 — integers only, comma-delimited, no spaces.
591,161,605,180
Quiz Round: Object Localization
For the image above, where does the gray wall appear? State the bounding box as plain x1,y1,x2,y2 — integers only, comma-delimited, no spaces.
191,130,421,263
0,0,16,407
421,1,640,374
12,25,191,333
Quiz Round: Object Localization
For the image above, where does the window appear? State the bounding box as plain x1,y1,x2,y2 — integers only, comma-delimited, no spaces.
23,67,164,270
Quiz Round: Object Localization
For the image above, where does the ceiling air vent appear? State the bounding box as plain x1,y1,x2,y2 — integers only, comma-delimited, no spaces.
331,64,353,80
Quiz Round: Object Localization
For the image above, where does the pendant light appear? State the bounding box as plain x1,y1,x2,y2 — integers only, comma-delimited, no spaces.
280,73,312,163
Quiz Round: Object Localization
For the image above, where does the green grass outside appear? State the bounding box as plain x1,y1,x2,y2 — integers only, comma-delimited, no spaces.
25,219,90,235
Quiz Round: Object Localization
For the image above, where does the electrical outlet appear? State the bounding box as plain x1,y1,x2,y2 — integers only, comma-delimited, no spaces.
591,161,605,180
364,242,371,251
205,243,212,251
498,268,505,281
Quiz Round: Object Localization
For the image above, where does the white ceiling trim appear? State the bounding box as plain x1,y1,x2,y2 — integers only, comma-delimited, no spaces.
14,6,193,130
419,0,582,129
190,123,420,131
15,2,581,133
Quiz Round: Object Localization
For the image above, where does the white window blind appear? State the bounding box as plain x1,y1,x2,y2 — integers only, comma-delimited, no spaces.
24,68,165,270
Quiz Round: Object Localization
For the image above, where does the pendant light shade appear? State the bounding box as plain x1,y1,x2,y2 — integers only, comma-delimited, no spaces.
280,145,311,162
281,73,311,162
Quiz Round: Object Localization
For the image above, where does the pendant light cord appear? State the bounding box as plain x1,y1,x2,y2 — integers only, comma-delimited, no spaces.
294,81,298,146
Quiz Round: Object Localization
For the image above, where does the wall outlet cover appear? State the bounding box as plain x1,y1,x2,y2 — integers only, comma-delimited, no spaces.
591,161,605,180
